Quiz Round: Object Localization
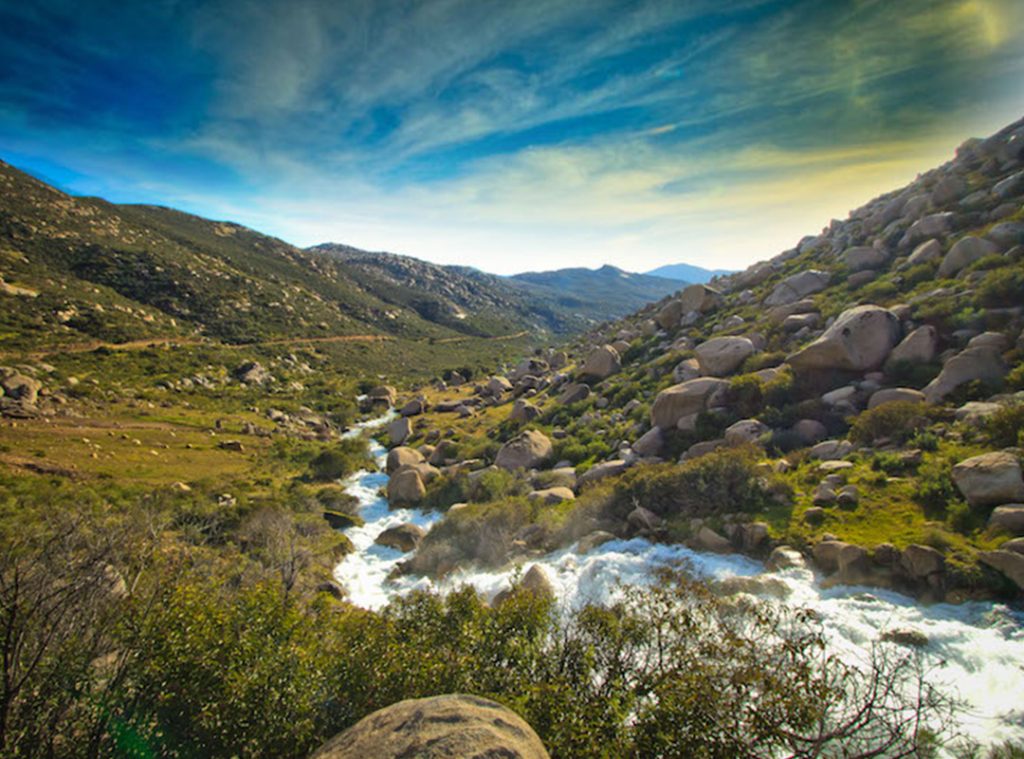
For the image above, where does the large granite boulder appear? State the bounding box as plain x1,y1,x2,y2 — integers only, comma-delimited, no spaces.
310,694,550,759
844,246,889,272
375,523,426,552
788,305,900,372
650,377,729,430
386,446,425,475
679,283,724,313
387,417,412,446
952,451,1024,507
695,336,755,377
923,346,1008,403
938,236,999,277
579,345,621,380
764,270,830,306
495,430,553,471
979,551,1024,590
886,325,937,367
387,469,426,506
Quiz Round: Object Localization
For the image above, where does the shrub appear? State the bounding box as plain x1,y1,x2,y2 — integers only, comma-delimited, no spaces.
727,374,765,417
977,267,1024,308
849,401,935,445
983,403,1024,448
914,455,965,518
308,438,372,481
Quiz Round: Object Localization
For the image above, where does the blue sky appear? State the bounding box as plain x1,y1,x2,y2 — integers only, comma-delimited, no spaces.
1,0,1023,274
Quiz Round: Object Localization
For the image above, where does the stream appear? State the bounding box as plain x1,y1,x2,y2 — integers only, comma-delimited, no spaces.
333,416,1024,751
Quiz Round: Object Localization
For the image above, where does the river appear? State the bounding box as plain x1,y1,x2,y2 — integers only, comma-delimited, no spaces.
333,418,1024,751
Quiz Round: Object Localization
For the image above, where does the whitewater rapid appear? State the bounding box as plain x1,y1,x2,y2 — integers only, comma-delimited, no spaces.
333,419,1024,750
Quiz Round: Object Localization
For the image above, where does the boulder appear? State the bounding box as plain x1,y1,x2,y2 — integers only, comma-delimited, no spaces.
233,361,270,385
367,385,398,406
527,487,575,505
989,505,1024,535
579,345,621,380
310,694,550,759
509,399,541,423
387,417,412,446
386,446,424,474
809,439,854,460
938,236,999,277
886,325,937,367
788,305,900,372
867,388,926,409
905,212,953,244
987,221,1024,248
923,346,1008,403
837,543,872,585
650,377,729,430
679,284,723,313
673,358,701,382
900,544,945,580
520,565,556,599
793,418,828,444
978,551,1024,590
558,382,591,405
628,506,663,532
907,239,943,265
694,526,732,553
375,523,426,552
695,336,755,377
724,419,769,446
764,270,831,306
813,541,847,573
400,398,427,417
766,545,807,571
495,430,553,471
486,376,513,396
387,469,426,505
632,426,664,457
952,451,1024,507
656,299,683,330
576,531,616,554
578,459,629,487
844,246,889,272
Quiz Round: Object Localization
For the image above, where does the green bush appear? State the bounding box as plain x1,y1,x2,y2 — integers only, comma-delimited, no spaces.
983,403,1024,448
727,374,765,417
977,265,1024,307
308,439,372,481
849,401,935,445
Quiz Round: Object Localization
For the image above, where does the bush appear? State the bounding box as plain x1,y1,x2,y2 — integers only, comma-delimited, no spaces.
977,267,1024,308
727,375,765,417
983,403,1024,448
849,401,935,445
308,439,372,481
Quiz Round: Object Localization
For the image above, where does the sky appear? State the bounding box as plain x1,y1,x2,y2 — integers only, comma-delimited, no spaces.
1,0,1023,275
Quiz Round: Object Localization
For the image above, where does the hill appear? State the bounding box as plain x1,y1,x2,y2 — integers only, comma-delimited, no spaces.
645,262,733,282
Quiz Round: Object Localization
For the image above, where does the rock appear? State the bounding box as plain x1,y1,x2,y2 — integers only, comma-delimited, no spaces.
578,459,629,487
822,386,857,407
724,419,769,446
576,531,616,553
793,418,828,444
900,544,945,579
632,426,664,457
682,439,726,460
932,175,967,205
541,467,577,490
844,246,889,272
813,484,836,506
993,170,1024,199
906,212,953,244
386,446,424,474
809,439,854,460
495,430,553,471
387,417,412,446
1001,538,1024,555
486,376,513,396
673,358,701,382
969,331,1011,351
695,336,756,377
938,236,999,277
803,507,826,525
375,523,426,552
907,239,943,266
837,543,872,584
952,451,1024,507
527,487,575,505
387,469,426,505
788,305,900,373
955,401,1003,425
764,270,831,306
836,485,859,508
627,506,662,533
989,505,1024,535
886,325,937,367
580,345,621,380
737,521,770,551
232,361,270,385
978,550,1024,590
558,382,591,405
711,575,791,599
509,399,542,423
694,526,732,552
818,460,854,473
679,283,723,313
881,629,930,648
782,312,821,332
987,221,1024,248
400,398,427,417
867,387,926,409
813,541,847,573
310,694,550,759
367,385,397,406
315,581,346,600
923,346,1008,403
217,439,244,452
766,545,806,571
655,299,683,330
650,377,729,430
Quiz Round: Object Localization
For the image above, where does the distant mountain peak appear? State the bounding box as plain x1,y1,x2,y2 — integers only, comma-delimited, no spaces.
645,262,734,284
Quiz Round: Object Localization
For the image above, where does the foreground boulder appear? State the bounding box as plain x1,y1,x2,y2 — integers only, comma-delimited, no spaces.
387,469,426,505
923,345,1008,403
386,446,424,474
788,305,900,372
375,523,426,552
495,430,553,471
650,377,728,430
579,344,621,380
311,694,550,759
952,451,1024,507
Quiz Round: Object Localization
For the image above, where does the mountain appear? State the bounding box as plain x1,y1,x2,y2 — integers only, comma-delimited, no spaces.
645,262,733,283
309,246,683,335
508,264,681,320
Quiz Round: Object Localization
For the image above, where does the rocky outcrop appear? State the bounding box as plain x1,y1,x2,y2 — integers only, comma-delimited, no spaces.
694,336,755,377
788,305,900,372
650,377,728,430
495,430,553,471
310,694,550,759
952,452,1024,507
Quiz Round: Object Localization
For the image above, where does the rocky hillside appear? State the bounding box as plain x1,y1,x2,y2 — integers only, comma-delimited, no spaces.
312,245,680,335
378,115,1024,602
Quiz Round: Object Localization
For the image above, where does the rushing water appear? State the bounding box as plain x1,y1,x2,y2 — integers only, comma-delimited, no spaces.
334,417,1024,750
